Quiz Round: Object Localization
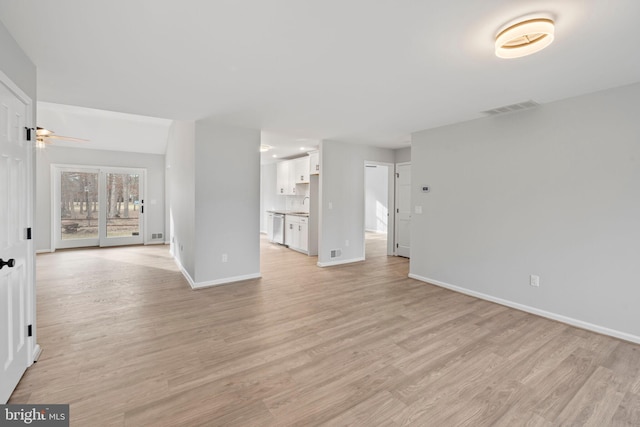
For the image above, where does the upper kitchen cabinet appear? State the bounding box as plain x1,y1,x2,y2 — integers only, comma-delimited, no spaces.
309,150,319,175
293,156,310,184
277,156,309,195
276,160,294,195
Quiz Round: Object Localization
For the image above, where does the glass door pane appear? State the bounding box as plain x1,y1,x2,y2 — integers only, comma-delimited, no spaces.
54,166,144,249
106,173,141,238
60,171,99,241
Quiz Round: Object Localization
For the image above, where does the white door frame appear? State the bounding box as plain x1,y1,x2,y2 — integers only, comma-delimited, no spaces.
362,160,396,258
52,165,100,249
0,70,39,403
52,164,146,250
394,162,411,257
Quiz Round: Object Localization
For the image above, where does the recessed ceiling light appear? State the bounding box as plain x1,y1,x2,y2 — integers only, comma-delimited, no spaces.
260,144,272,152
299,147,305,151
272,154,278,158
495,18,555,59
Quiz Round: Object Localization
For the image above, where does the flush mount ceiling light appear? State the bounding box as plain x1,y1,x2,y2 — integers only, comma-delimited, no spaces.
260,144,272,152
495,18,555,59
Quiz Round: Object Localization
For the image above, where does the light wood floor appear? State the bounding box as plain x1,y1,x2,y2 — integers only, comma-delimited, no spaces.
9,234,640,426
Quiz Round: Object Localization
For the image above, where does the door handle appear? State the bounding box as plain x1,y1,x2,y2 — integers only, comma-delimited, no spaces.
0,258,16,269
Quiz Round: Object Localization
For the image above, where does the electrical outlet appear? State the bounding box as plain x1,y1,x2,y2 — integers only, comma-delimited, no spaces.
530,275,540,287
222,254,228,263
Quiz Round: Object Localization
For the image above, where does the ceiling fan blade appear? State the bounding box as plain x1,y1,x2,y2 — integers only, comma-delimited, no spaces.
47,135,89,143
36,127,54,137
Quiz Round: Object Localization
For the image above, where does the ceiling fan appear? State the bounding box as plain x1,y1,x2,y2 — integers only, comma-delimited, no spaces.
35,127,89,147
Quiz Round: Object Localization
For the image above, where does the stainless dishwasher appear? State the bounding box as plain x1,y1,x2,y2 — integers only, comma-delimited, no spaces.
270,213,285,244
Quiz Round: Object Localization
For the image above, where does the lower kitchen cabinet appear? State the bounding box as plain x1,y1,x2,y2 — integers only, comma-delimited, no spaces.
285,215,309,253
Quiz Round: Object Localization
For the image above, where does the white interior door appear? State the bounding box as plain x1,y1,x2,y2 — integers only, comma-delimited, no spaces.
0,74,33,403
395,163,411,258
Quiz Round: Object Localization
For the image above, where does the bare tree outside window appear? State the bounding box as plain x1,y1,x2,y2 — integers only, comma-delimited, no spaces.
60,171,141,240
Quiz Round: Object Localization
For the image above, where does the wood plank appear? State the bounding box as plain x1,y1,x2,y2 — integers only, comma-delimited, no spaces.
5,234,640,426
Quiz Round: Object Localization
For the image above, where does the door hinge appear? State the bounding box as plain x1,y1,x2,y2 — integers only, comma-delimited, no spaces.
396,243,399,248
27,324,33,337
397,208,399,213
26,227,32,240
25,127,34,141
396,172,399,178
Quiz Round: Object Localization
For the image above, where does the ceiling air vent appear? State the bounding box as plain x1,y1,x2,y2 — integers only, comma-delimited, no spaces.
482,100,539,116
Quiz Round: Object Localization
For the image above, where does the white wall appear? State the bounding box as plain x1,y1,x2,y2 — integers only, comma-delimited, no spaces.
35,146,166,252
165,120,196,278
0,22,36,103
395,147,411,163
37,102,172,154
193,120,260,285
260,163,285,233
319,140,395,265
365,165,388,233
410,82,640,342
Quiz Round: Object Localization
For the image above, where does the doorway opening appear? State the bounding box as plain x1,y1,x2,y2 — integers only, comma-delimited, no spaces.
364,162,394,259
52,165,145,249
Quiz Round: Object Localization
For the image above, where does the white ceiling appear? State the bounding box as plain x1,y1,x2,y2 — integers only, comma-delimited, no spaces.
2,1,639,151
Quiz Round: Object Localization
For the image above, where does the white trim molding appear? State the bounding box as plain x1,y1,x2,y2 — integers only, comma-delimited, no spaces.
191,273,262,289
32,345,42,363
173,256,195,288
317,257,365,268
409,273,640,345
172,255,261,289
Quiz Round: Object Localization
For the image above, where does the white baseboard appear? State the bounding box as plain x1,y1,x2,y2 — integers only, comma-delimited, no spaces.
36,249,53,254
172,254,261,289
144,241,165,246
408,273,640,345
173,256,196,287
191,273,262,289
32,344,42,363
317,257,365,267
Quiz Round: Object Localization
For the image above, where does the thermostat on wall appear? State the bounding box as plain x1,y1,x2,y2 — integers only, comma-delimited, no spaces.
422,186,430,193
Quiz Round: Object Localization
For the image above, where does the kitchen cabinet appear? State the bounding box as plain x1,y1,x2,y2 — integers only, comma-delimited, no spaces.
309,150,319,175
276,160,296,195
285,215,308,253
284,215,294,247
292,156,310,184
277,157,309,194
298,218,308,252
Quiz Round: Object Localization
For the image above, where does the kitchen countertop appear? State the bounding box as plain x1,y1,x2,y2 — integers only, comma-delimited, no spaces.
267,210,309,217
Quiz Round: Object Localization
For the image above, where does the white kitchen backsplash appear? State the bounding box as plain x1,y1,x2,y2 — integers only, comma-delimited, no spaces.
285,193,310,213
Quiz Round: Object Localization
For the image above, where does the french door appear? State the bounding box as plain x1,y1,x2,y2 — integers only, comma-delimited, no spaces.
53,166,145,249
